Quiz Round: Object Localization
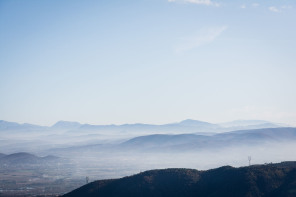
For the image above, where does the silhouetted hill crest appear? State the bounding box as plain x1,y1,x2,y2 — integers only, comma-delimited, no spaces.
63,162,296,197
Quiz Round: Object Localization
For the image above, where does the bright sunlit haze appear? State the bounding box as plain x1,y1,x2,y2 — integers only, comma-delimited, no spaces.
1,0,295,126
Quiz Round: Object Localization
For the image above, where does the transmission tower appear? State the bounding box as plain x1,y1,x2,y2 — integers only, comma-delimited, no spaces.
248,156,251,166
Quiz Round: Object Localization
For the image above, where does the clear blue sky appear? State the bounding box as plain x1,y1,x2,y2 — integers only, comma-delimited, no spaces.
0,0,295,126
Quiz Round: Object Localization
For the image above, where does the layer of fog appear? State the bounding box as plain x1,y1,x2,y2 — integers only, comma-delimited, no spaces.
1,124,296,182
51,141,296,180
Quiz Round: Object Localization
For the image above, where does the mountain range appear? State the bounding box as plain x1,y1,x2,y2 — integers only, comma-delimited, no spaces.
51,127,296,154
121,127,296,151
0,119,283,135
0,152,62,166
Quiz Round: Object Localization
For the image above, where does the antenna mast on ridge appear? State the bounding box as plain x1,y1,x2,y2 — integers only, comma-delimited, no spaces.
248,156,251,166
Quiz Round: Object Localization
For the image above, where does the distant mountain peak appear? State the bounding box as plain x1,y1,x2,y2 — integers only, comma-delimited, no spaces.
219,120,278,128
8,152,35,157
0,152,63,166
0,120,45,130
180,119,207,123
231,119,270,124
179,119,216,127
51,121,81,129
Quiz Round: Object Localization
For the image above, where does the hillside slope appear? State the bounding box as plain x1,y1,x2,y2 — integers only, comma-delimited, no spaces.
63,162,296,197
119,127,296,152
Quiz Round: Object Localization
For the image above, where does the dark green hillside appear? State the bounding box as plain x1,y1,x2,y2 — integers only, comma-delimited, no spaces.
63,162,296,197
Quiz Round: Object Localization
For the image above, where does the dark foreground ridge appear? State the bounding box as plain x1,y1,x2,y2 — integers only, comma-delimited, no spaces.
62,161,296,197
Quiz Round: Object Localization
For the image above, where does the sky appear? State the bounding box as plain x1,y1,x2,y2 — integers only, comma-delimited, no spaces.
0,0,296,126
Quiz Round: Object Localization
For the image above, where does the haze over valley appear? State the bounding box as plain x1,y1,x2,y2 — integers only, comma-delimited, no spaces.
1,119,296,196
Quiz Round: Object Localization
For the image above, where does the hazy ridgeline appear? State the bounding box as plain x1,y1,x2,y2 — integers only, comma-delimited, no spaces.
62,162,296,197
1,119,296,181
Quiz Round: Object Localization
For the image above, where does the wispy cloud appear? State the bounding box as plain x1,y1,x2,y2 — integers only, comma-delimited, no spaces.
168,0,220,7
174,26,227,54
281,5,292,9
269,5,292,13
269,6,280,13
240,4,246,9
252,3,259,8
240,3,293,13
